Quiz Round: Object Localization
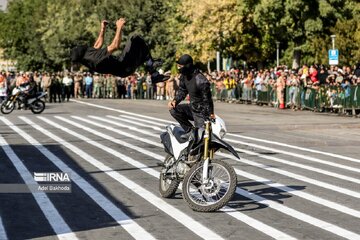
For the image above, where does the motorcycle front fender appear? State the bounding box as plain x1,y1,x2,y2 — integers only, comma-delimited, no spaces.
211,134,240,159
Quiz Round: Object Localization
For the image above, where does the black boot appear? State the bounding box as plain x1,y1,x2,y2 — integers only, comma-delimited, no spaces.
151,71,170,84
145,58,163,73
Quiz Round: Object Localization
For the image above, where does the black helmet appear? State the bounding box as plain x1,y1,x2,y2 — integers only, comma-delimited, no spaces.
176,54,193,66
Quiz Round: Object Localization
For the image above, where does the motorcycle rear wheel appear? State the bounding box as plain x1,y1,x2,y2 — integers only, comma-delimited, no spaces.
159,155,180,198
182,159,237,212
30,100,45,114
1,99,16,114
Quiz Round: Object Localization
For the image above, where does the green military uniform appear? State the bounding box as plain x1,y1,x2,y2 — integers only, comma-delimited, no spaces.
111,77,117,99
93,75,100,98
107,76,114,98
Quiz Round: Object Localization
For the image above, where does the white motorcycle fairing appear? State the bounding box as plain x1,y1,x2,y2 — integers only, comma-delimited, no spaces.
27,92,47,104
165,124,190,160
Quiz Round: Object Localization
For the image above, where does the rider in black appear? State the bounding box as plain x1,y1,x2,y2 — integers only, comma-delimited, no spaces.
168,54,215,138
71,18,168,84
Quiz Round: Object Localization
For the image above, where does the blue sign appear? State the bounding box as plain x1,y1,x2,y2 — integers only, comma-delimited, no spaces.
328,49,339,65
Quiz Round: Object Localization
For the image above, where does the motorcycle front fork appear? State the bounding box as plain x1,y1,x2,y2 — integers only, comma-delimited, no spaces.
202,121,213,183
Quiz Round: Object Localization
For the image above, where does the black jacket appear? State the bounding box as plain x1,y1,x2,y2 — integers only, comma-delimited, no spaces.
174,70,214,118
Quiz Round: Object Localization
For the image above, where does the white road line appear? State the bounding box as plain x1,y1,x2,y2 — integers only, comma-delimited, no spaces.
99,115,360,218
107,116,163,131
235,187,360,240
235,147,360,184
227,133,360,164
99,115,360,197
58,117,360,240
12,117,155,240
72,99,357,163
231,164,360,219
0,130,77,240
52,116,297,240
225,138,360,174
220,207,297,240
120,115,167,127
113,111,360,184
92,115,159,137
71,99,175,124
103,115,360,184
220,152,360,199
36,116,224,240
89,115,157,137
0,215,8,240
74,116,163,147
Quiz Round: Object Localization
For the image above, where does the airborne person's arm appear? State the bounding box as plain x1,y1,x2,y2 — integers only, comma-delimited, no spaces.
107,18,126,54
94,20,108,49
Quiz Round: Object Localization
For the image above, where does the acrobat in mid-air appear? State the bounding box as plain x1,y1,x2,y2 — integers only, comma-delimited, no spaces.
71,17,169,83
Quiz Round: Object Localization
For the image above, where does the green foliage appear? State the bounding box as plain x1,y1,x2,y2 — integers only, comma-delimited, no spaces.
0,0,359,71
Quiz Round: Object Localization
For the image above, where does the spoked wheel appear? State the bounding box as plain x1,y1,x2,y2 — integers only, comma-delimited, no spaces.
1,99,16,114
30,100,45,114
159,154,180,198
182,159,237,212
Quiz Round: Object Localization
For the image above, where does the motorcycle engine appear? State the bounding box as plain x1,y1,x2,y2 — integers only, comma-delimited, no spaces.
176,161,190,178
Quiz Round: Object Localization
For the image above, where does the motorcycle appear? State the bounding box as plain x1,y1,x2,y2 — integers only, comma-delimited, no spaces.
1,83,47,114
159,115,239,212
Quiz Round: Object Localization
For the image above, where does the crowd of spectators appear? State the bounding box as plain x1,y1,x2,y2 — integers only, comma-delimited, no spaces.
0,63,359,114
207,64,360,110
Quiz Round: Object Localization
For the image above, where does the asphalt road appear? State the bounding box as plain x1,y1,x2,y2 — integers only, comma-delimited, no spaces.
0,99,359,240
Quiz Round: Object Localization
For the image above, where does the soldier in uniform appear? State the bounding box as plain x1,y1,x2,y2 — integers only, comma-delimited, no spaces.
98,74,105,98
74,72,83,98
111,75,118,98
93,73,100,98
42,72,52,102
106,75,113,98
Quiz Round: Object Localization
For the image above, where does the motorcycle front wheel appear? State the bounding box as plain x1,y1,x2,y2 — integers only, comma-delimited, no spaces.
1,99,16,114
30,100,45,114
182,159,237,212
159,155,180,198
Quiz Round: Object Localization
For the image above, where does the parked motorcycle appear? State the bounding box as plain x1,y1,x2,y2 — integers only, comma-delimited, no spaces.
1,83,47,114
159,115,238,212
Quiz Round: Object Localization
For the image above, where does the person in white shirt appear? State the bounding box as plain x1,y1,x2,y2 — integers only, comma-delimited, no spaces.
62,73,73,101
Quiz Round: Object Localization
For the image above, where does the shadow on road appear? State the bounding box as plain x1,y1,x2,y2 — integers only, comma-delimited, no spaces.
0,144,143,240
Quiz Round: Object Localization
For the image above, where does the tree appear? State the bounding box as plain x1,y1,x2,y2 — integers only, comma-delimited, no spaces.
0,0,50,70
178,0,248,64
253,0,286,66
39,0,96,70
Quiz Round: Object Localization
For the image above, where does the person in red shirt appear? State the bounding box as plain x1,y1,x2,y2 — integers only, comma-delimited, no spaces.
309,65,318,83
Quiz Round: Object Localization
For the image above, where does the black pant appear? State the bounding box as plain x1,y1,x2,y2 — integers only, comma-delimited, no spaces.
169,104,205,132
62,85,71,101
112,35,150,77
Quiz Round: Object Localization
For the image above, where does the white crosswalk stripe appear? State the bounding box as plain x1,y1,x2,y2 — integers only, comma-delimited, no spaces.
0,122,78,240
225,138,360,174
95,114,360,218
226,133,360,164
61,116,296,240
74,115,360,239
0,99,359,240
0,214,8,240
8,117,156,240
233,147,360,184
95,114,360,199
49,116,297,240
34,116,224,240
